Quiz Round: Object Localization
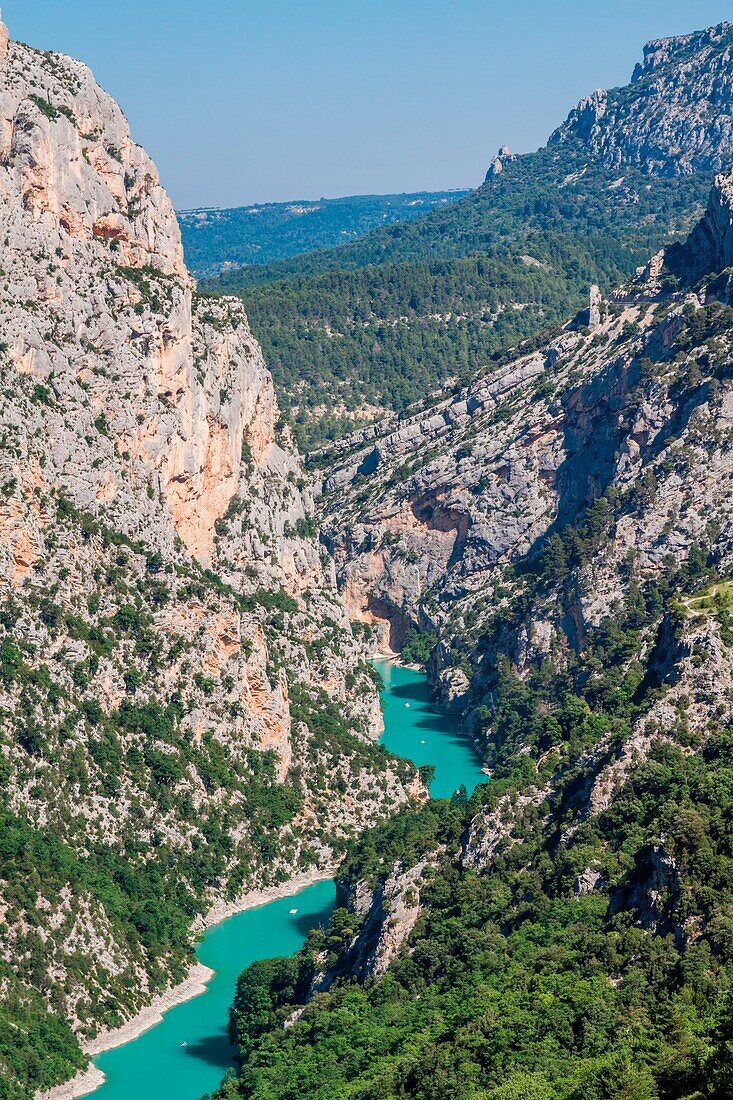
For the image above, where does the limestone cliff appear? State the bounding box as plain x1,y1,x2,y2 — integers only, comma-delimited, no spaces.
0,21,418,1089
321,164,733,777
0,20,268,565
551,21,733,176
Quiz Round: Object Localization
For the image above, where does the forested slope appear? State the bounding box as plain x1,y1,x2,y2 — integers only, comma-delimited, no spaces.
178,191,468,278
206,22,733,447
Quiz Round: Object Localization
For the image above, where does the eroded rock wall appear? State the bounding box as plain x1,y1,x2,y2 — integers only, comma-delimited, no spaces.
0,20,418,1047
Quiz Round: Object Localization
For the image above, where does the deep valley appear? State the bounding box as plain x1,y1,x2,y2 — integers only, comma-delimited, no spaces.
3,12,733,1100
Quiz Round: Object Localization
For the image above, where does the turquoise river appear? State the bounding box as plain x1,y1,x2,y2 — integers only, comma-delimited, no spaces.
91,660,485,1098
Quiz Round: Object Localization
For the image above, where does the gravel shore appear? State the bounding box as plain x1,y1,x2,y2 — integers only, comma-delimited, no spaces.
37,866,336,1100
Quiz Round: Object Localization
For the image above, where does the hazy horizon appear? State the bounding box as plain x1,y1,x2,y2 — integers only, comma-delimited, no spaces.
10,0,733,209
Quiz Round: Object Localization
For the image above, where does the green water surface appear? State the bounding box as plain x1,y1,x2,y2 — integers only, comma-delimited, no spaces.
89,662,485,1098
373,658,486,799
93,881,335,1098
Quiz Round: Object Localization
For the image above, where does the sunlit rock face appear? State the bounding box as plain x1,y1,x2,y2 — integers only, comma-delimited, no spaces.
551,22,733,176
0,17,418,1045
0,17,281,564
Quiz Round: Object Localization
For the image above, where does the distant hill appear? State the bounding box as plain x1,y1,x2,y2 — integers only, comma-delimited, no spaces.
204,22,733,449
178,191,469,277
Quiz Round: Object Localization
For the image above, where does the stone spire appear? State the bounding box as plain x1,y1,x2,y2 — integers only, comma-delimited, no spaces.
485,146,515,181
588,285,603,330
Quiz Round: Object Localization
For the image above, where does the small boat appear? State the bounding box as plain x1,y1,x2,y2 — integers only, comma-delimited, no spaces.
420,740,426,745
289,908,298,914
181,1042,188,1048
405,703,411,708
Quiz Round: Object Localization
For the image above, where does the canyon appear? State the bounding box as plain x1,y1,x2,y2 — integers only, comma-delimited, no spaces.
0,18,421,1097
6,12,733,1100
211,157,733,1100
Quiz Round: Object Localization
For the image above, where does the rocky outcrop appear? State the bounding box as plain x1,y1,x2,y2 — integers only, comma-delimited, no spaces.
551,22,733,176
609,844,683,943
311,856,439,994
346,856,436,978
485,145,515,179
634,23,733,80
462,788,550,872
584,617,733,819
668,167,733,281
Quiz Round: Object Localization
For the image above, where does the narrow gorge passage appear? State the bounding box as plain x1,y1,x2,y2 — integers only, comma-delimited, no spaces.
87,665,485,1100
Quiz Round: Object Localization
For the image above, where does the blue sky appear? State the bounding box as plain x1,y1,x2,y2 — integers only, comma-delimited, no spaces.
8,1,732,209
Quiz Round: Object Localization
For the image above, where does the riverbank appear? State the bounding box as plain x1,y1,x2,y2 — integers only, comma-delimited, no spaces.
83,963,215,1058
38,1064,106,1100
372,649,422,672
202,865,337,929
37,865,337,1100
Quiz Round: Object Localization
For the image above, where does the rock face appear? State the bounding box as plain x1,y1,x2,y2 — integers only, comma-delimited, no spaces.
319,339,572,652
484,145,515,180
669,167,733,281
0,22,262,565
310,171,733,1002
0,19,418,1067
551,22,733,175
311,856,439,995
587,284,603,329
321,164,733,746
